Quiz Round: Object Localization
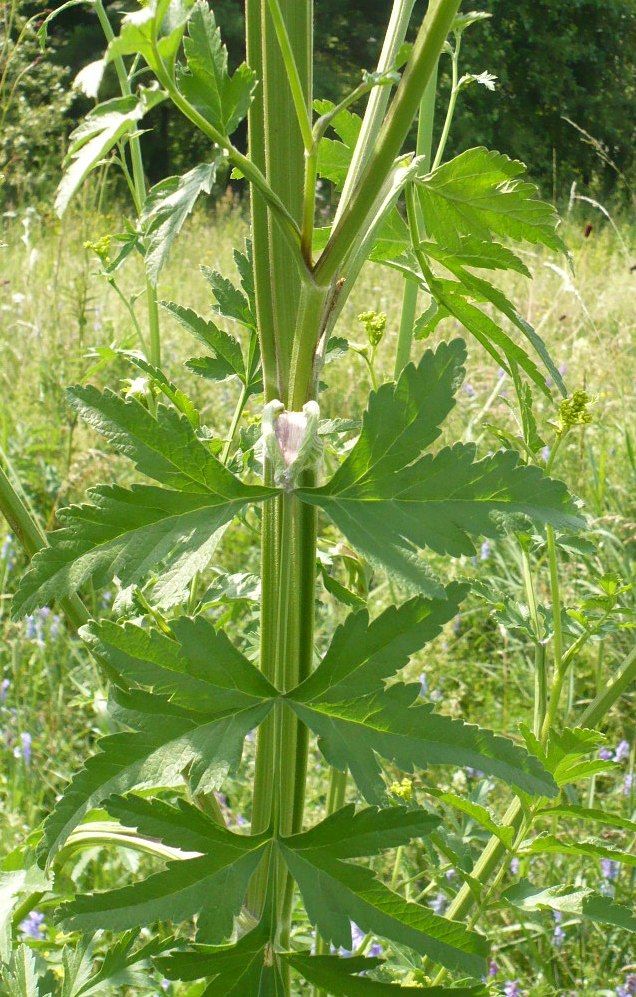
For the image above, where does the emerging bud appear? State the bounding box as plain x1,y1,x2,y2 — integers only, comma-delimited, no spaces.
557,389,593,435
357,310,387,348
262,399,322,488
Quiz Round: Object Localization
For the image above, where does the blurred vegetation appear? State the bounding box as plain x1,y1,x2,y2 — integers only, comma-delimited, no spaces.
1,0,634,207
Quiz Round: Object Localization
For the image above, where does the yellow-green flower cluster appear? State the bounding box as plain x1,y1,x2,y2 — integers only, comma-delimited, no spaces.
357,310,387,348
557,389,593,435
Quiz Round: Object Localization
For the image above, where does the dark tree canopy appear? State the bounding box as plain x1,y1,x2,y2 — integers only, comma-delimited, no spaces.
1,0,634,204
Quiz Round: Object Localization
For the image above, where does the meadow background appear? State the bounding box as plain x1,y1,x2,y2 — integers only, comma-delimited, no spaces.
1,0,635,993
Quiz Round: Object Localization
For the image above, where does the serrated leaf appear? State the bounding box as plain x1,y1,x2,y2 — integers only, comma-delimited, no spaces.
428,791,515,849
418,236,530,277
12,388,275,616
107,0,194,76
2,945,41,997
503,879,636,933
536,805,636,833
280,842,488,976
73,930,171,996
42,618,275,857
284,804,439,859
117,351,201,427
201,265,255,329
297,339,582,594
286,952,485,995
83,614,276,714
416,147,566,253
60,797,270,941
288,683,557,803
142,160,221,283
158,920,286,995
314,99,362,190
180,1,256,137
521,833,636,867
295,583,467,702
55,96,149,216
162,301,245,381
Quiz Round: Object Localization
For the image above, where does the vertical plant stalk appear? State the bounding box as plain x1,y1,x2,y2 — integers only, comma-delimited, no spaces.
94,0,161,366
394,62,438,378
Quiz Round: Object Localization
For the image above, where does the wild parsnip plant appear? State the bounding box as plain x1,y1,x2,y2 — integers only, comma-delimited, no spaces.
1,0,635,994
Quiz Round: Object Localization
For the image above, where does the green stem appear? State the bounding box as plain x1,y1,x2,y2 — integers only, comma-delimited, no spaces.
266,0,314,152
394,62,438,378
315,0,461,284
0,462,87,630
333,0,416,227
579,645,636,729
431,35,459,171
220,384,249,465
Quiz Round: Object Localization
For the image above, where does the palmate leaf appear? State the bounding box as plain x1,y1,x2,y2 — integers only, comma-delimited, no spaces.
416,147,566,254
141,159,222,283
42,614,276,857
12,388,274,617
286,953,486,995
503,879,636,934
60,797,270,942
288,683,557,803
298,339,582,595
180,0,257,137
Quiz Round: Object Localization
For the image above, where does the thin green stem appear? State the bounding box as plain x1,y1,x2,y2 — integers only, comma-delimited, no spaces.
431,35,459,170
266,0,314,152
315,0,461,284
220,384,249,464
394,62,438,377
333,0,416,228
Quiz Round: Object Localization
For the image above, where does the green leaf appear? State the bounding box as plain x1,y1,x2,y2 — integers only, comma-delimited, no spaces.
60,797,270,941
416,147,566,254
0,859,51,961
83,614,277,714
319,564,367,610
297,340,582,594
158,920,287,995
161,301,246,382
12,388,275,616
288,682,557,803
426,259,565,396
1,945,41,997
536,805,636,833
279,841,489,976
286,953,486,995
283,804,439,859
107,0,194,77
503,879,636,933
201,265,255,329
180,0,256,137
55,95,159,217
117,351,201,428
521,833,636,867
314,99,361,190
418,237,530,277
73,931,171,996
43,618,276,857
427,791,515,849
295,583,468,702
142,160,221,283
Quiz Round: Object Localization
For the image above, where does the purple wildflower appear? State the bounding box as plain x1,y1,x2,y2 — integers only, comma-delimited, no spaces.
19,910,45,940
616,977,636,997
464,383,476,398
0,678,9,702
540,445,551,462
509,857,520,875
368,942,383,958
419,673,428,697
25,615,38,640
350,922,366,952
160,981,171,993
488,959,500,976
480,540,491,560
50,614,61,639
504,983,521,997
598,746,614,760
553,912,565,947
624,773,633,795
20,731,32,765
445,867,456,881
614,740,631,763
452,616,462,636
430,893,447,915
601,858,620,881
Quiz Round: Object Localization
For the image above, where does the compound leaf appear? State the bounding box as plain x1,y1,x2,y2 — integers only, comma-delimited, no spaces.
297,340,582,594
